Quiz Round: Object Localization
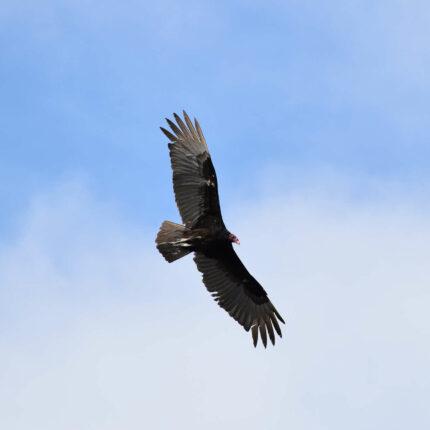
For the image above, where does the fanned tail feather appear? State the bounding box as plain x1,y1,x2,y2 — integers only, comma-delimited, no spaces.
156,221,192,262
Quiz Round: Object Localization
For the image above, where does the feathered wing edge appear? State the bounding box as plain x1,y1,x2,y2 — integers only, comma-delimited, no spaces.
160,111,221,227
194,252,285,348
160,111,208,152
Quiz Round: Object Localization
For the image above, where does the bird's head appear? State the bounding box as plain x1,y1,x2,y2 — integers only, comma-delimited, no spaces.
228,233,240,245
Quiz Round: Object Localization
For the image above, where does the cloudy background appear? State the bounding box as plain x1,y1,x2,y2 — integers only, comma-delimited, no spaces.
1,1,429,429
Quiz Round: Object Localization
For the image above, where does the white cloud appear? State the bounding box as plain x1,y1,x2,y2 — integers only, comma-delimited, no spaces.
0,177,429,429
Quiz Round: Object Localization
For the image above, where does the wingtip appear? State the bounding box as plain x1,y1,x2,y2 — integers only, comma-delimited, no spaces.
160,126,177,142
259,324,268,348
193,117,208,151
252,325,258,347
266,318,276,346
273,306,286,325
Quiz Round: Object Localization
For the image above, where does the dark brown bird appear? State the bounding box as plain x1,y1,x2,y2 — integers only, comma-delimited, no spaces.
156,111,285,347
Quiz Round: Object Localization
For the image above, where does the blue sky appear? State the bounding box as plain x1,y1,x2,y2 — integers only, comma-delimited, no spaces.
2,0,430,233
1,1,429,429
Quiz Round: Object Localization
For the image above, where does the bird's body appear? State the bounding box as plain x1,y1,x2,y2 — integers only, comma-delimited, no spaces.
156,111,284,347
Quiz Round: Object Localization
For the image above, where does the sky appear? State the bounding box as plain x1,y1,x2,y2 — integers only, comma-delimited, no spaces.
1,1,429,429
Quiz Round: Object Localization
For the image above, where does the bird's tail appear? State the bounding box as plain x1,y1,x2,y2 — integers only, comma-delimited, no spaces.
156,221,193,263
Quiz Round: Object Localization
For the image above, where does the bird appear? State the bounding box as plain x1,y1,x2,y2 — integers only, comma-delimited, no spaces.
155,111,285,347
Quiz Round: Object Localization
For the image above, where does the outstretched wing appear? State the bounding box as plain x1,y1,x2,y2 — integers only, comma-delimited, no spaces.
160,111,222,228
194,246,285,347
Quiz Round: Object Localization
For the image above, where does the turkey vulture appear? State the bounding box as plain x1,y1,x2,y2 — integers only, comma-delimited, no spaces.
156,111,285,347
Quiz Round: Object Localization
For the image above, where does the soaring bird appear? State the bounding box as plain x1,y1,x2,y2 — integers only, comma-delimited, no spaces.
156,111,285,347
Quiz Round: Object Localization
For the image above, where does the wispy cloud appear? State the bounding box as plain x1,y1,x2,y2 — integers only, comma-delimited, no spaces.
1,177,428,429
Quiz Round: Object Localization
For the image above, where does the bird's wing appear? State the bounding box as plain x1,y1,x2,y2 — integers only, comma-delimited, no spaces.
160,111,222,228
194,246,285,347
